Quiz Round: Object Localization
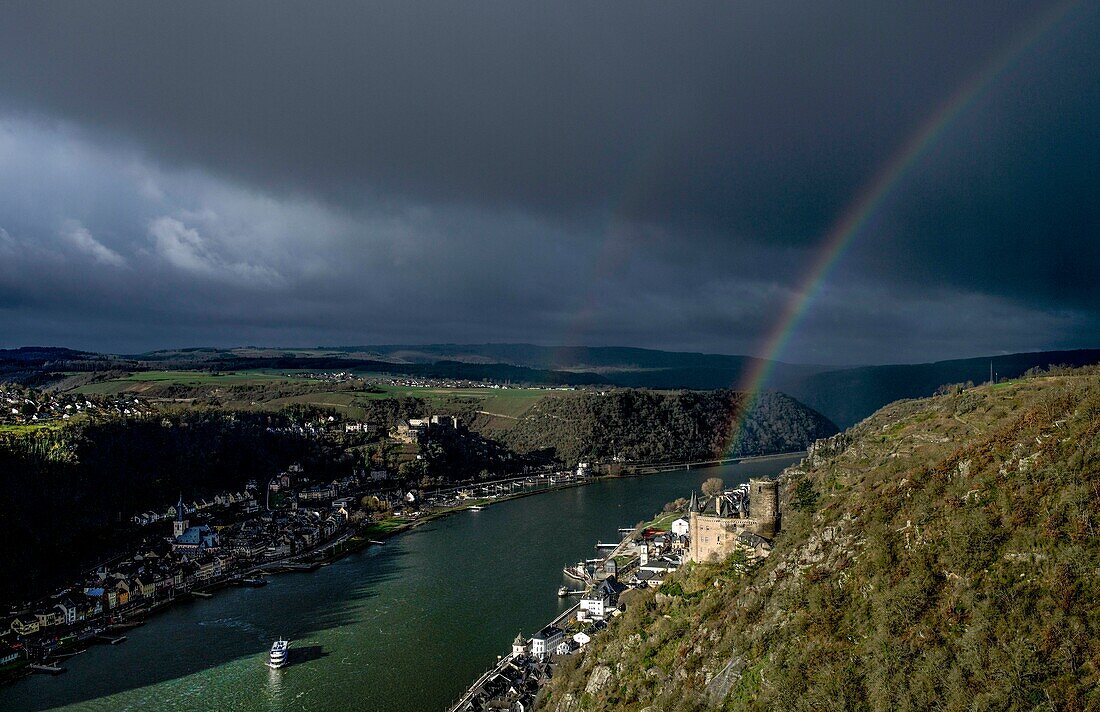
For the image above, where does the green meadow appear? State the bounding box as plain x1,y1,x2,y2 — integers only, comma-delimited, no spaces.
68,369,578,424
72,370,315,395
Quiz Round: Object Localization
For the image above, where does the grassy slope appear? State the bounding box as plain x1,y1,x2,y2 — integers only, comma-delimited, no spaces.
541,372,1100,712
787,348,1100,429
68,369,581,424
71,369,313,393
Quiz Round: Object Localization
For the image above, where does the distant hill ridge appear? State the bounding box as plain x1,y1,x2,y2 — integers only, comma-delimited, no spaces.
4,344,1100,428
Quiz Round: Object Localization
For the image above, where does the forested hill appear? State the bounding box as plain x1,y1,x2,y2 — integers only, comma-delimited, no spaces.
0,410,351,603
540,368,1100,711
468,389,837,464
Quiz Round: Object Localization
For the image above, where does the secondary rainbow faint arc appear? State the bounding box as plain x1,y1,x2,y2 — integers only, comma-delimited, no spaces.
722,0,1080,455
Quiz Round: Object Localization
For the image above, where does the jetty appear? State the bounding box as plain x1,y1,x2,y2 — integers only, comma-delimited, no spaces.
271,562,319,573
29,663,66,675
562,564,588,582
50,649,86,660
107,620,145,631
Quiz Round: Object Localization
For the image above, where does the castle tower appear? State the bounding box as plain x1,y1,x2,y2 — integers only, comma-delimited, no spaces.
173,494,189,539
748,478,779,537
688,490,699,562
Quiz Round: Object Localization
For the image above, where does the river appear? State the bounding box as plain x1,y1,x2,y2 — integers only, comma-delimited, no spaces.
1,454,801,712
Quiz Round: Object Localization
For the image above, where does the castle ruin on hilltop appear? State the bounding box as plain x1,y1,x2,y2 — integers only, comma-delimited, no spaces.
687,477,780,563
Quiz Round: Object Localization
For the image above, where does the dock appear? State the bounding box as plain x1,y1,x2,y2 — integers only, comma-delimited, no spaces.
108,620,145,630
96,634,128,645
50,648,86,660
562,565,588,582
270,562,320,573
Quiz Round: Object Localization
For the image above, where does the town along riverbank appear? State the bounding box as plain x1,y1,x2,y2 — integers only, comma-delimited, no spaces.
322,450,805,564
0,454,802,712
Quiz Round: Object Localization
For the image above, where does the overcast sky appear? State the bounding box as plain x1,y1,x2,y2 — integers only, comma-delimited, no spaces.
0,1,1097,364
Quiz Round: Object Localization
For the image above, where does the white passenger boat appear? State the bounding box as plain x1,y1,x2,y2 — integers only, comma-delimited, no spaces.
268,639,290,669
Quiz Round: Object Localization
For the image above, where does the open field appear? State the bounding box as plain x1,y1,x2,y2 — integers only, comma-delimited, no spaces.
72,370,314,395
0,422,64,436
66,369,578,423
642,510,684,532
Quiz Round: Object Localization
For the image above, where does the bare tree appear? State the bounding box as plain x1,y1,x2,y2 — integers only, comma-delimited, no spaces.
663,497,689,512
701,477,724,497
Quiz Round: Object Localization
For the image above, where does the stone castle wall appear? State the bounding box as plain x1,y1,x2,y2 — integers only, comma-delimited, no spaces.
687,478,781,562
688,512,761,562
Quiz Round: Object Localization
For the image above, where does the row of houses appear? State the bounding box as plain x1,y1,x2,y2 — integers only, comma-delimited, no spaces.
133,486,260,527
224,506,350,559
1,384,152,426
7,466,364,653
5,542,233,639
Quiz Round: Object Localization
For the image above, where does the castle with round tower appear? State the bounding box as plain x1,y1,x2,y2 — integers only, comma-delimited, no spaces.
687,477,780,563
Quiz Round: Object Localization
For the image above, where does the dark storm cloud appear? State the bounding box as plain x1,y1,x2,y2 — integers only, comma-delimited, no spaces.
0,1,1066,237
0,1,1097,361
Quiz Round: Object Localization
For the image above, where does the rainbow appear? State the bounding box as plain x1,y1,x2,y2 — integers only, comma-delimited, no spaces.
722,0,1080,455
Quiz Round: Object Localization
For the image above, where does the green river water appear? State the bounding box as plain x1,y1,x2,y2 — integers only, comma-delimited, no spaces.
1,454,800,712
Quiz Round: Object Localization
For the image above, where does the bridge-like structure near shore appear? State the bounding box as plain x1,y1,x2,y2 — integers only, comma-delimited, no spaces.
622,449,806,473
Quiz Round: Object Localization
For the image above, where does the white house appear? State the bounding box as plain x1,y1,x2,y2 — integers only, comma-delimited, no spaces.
54,598,78,626
670,518,690,537
530,625,564,659
578,578,626,622
578,592,607,621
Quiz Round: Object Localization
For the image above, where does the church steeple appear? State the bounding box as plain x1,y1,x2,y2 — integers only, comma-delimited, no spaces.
689,489,699,512
173,494,189,539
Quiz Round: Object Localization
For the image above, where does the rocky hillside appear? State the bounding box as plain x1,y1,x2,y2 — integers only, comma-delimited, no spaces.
540,368,1100,711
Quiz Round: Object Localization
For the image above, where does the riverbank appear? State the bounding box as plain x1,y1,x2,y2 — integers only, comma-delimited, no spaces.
0,451,805,701
327,449,806,562
0,454,804,711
